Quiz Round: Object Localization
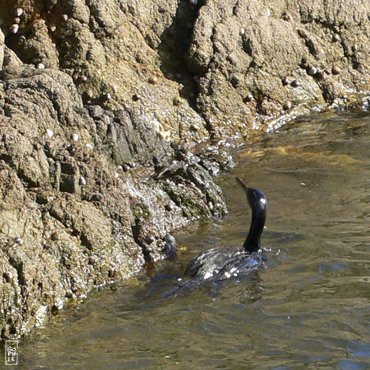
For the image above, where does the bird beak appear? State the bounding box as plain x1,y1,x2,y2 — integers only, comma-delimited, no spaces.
236,177,248,192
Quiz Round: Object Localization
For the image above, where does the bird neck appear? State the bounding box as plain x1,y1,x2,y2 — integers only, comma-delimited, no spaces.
243,209,266,253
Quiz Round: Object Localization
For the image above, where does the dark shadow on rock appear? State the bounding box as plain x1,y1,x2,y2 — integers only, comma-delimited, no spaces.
157,0,206,110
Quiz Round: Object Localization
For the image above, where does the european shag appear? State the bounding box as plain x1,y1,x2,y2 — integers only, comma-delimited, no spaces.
183,177,268,280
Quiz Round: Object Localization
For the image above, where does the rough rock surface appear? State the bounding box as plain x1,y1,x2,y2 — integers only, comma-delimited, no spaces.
0,0,369,337
187,0,370,136
0,65,229,337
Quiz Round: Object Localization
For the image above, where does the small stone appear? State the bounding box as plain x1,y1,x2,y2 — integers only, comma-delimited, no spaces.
283,101,292,110
290,80,300,88
282,12,291,21
72,133,79,142
189,0,198,5
122,163,130,172
116,165,123,172
165,203,174,211
46,129,54,138
230,74,240,88
132,94,141,101
314,70,324,80
114,172,119,179
9,24,19,34
332,65,341,75
79,176,86,185
240,28,245,36
50,24,56,32
307,66,317,76
105,93,112,100
61,14,68,21
173,96,182,106
282,77,289,86
37,63,45,69
14,236,24,245
300,57,308,69
86,143,94,150
15,8,23,17
3,272,13,283
146,235,156,244
148,76,158,85
243,94,253,103
81,75,88,82
14,17,21,24
332,33,341,42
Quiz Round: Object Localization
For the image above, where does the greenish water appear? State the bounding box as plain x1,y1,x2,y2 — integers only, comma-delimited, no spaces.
19,112,370,368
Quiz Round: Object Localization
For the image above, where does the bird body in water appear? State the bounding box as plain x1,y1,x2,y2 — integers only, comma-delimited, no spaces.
164,178,269,296
184,247,266,281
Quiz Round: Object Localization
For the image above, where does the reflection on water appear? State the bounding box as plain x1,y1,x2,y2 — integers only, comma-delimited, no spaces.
21,112,370,369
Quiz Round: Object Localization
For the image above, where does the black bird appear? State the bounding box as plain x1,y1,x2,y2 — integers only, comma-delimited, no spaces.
183,177,268,281
163,178,269,297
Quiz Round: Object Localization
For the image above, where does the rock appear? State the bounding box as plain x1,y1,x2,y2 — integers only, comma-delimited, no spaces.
0,29,5,70
9,24,19,34
332,65,341,75
0,0,369,338
0,64,227,337
187,0,370,135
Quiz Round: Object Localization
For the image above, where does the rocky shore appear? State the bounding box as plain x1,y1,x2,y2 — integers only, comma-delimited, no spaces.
0,0,369,337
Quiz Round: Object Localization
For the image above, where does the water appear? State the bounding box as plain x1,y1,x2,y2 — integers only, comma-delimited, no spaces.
19,112,370,369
